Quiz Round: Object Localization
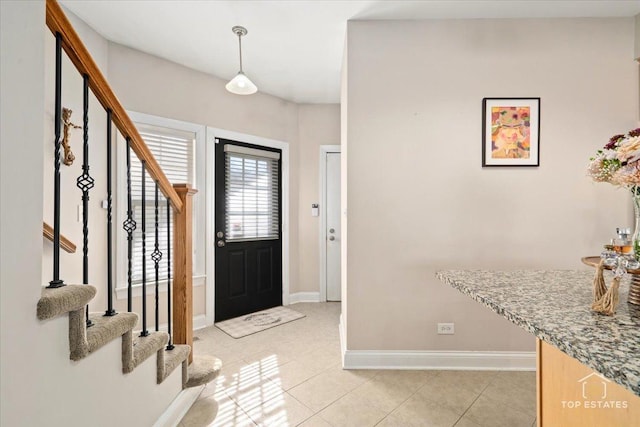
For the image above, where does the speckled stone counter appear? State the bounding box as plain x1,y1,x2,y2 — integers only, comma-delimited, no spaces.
436,270,640,397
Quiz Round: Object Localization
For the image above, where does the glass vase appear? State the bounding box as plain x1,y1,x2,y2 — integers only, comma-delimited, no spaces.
629,188,640,305
633,188,640,262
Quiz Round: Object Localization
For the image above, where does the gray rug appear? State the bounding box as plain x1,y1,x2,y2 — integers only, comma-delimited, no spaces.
215,306,305,338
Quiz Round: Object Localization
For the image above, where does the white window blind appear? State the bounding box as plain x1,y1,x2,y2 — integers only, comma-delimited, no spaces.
225,145,280,241
130,124,195,284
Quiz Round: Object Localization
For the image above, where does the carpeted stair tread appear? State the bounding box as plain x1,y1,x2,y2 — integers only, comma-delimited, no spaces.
37,284,96,320
69,311,138,361
127,331,169,374
87,312,138,353
158,344,191,384
36,285,211,392
72,312,137,361
185,355,222,388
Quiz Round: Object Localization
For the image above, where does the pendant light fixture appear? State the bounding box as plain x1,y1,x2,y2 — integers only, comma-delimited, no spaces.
226,26,257,95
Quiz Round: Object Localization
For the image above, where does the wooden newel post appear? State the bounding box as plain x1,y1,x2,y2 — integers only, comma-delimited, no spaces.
172,183,197,363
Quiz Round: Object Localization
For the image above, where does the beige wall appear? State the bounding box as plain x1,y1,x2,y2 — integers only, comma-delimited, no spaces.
635,14,640,59
107,43,300,146
345,18,638,351
297,104,341,293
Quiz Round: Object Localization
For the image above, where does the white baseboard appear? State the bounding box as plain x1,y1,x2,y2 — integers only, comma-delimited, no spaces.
153,385,204,427
339,310,533,371
289,291,320,304
343,349,536,371
192,314,208,331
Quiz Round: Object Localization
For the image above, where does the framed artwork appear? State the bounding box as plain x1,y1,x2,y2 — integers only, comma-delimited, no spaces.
482,98,540,167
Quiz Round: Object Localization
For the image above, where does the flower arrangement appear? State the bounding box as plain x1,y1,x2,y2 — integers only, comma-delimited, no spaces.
587,128,640,187
588,128,640,314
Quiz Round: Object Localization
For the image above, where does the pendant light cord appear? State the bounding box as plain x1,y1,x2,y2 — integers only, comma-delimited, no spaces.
238,32,243,72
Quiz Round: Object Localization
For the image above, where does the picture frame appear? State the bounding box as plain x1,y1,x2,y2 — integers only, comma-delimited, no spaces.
482,97,540,167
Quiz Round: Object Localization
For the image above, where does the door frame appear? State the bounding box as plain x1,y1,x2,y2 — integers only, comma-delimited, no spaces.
206,126,290,325
319,145,341,302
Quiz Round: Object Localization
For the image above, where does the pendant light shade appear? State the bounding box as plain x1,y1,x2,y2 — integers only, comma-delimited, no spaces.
226,26,257,95
226,71,257,95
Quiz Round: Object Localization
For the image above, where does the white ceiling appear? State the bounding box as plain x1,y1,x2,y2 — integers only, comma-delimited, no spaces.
61,0,640,104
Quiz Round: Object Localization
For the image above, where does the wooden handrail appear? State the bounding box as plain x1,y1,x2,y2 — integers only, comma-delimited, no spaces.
45,0,183,213
43,221,76,253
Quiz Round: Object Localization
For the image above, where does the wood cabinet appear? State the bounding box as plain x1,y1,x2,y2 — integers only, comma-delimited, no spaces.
537,339,640,426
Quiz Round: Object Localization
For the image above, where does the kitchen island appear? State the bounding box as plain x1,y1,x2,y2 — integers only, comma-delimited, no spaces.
437,270,639,427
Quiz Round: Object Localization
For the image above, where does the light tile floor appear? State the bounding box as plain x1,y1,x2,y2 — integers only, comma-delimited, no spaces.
179,303,536,427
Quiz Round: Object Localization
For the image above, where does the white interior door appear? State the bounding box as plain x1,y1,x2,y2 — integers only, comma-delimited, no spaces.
326,152,341,301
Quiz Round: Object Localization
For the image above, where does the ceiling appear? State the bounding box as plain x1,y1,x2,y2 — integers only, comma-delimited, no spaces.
61,1,640,104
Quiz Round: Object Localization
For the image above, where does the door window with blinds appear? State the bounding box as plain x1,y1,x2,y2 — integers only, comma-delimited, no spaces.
224,144,280,241
129,124,195,284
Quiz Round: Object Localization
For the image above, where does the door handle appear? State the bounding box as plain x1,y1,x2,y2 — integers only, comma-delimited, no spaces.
217,240,225,247
329,236,335,241
217,231,224,238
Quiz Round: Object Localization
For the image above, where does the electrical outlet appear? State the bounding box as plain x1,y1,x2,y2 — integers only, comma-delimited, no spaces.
437,323,455,335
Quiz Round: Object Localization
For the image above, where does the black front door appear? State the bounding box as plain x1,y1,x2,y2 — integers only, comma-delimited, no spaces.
215,138,282,321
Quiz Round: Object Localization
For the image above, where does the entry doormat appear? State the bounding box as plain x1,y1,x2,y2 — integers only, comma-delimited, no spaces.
215,306,305,339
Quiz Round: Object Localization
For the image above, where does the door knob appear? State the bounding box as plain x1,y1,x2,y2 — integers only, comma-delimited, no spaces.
217,231,224,238
329,236,335,241
217,240,225,247
329,228,335,233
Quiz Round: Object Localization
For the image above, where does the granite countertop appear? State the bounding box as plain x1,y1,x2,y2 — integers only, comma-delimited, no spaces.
436,270,640,397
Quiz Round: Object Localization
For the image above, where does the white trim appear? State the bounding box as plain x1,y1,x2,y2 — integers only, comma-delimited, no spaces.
192,314,209,331
319,145,341,302
206,127,291,323
289,292,320,304
205,128,215,327
339,313,347,368
153,385,204,427
343,349,536,371
115,275,205,300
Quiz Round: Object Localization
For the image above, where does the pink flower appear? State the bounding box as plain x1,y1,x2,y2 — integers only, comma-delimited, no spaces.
588,128,640,188
616,136,640,164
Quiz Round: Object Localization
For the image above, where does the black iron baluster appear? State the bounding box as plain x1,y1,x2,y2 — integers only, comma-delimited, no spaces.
166,199,174,350
49,32,64,289
122,138,136,312
151,182,162,332
76,74,95,328
140,161,149,337
105,109,116,317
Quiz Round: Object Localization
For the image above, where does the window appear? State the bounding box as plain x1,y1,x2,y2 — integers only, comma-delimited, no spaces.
117,115,205,299
128,124,195,284
224,145,280,242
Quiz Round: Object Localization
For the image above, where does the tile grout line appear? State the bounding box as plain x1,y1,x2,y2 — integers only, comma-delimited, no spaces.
373,370,445,426
312,371,387,425
452,372,501,426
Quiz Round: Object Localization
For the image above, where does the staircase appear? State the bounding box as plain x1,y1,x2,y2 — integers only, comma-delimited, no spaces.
36,284,217,387
34,0,221,421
